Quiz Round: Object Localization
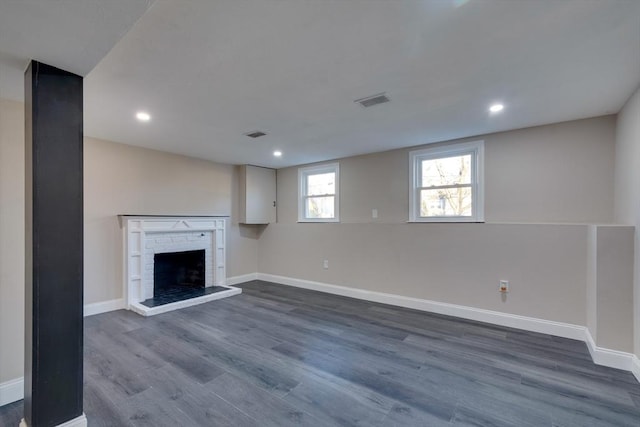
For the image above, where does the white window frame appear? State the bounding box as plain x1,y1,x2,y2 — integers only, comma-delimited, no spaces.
298,163,340,223
409,140,484,223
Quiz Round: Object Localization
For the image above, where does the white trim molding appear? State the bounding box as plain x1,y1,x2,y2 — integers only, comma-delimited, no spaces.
0,377,23,407
257,273,585,340
409,140,484,223
256,273,639,379
632,355,640,383
297,162,340,223
584,330,637,372
225,273,258,286
83,298,126,317
82,276,255,318
20,413,87,427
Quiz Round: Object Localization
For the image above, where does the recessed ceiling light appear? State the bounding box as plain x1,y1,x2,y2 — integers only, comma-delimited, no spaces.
136,111,151,122
273,150,282,157
489,104,504,113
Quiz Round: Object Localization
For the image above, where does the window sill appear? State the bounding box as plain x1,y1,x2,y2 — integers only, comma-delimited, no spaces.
407,221,485,224
408,217,484,223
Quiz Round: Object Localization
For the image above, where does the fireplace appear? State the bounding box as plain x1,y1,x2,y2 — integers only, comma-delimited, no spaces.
120,215,241,316
154,249,205,294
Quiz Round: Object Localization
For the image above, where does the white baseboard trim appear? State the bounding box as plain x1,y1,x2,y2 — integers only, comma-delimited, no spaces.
584,330,637,372
225,273,258,286
81,274,258,318
257,273,639,378
0,377,23,407
82,274,257,318
632,355,640,383
83,298,126,317
20,413,87,427
257,273,586,340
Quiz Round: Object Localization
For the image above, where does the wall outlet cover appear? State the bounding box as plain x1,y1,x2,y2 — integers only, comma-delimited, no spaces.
499,280,509,292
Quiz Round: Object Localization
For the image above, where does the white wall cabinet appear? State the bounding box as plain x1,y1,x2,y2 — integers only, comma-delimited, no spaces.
239,165,276,224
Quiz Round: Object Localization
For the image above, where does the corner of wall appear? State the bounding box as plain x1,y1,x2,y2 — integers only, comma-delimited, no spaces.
0,377,23,407
613,85,640,360
585,225,635,353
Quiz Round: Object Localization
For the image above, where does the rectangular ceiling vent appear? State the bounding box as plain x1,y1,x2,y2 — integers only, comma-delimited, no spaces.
245,131,267,138
355,93,390,108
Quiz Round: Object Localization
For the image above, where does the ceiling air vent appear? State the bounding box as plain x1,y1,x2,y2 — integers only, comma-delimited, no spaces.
245,131,266,138
355,93,390,108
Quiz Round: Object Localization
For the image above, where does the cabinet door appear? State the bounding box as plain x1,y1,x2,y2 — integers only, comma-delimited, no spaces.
243,165,276,224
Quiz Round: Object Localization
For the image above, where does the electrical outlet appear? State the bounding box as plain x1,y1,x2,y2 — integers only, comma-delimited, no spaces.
323,260,329,269
499,280,509,293
372,208,378,219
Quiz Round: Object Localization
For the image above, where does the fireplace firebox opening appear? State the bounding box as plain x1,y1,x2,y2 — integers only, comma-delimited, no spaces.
140,249,230,308
154,249,205,295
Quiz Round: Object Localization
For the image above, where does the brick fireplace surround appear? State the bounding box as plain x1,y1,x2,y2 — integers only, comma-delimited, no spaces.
120,215,241,316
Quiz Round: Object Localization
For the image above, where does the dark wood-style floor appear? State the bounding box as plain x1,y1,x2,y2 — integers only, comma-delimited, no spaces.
2,280,639,426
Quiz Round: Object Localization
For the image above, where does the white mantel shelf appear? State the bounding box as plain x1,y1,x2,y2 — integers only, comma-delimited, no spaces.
121,215,240,316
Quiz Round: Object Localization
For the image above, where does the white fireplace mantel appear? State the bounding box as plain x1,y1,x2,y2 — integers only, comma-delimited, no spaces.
120,215,240,316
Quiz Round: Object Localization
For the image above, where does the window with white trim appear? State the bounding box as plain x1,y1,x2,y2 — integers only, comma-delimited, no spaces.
298,163,339,222
409,140,484,222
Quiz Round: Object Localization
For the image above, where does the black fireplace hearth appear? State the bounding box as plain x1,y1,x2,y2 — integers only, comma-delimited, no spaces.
140,249,227,308
140,285,228,308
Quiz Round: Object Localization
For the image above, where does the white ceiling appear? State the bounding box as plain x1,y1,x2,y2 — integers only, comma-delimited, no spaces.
2,1,639,168
0,0,154,99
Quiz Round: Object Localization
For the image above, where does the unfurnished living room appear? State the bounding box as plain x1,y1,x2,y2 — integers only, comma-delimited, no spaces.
1,1,639,426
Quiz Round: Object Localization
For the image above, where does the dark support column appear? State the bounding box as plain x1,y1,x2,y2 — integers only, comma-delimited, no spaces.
24,61,84,427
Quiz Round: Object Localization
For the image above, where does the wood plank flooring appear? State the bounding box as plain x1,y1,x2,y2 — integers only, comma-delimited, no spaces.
1,280,639,426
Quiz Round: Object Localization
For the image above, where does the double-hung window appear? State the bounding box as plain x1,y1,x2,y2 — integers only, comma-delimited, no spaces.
298,163,339,222
409,140,484,222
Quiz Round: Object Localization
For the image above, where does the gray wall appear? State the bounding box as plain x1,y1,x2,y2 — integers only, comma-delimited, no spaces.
586,225,635,352
263,116,620,337
259,222,589,325
614,85,640,358
277,116,616,225
595,226,634,352
0,99,25,384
